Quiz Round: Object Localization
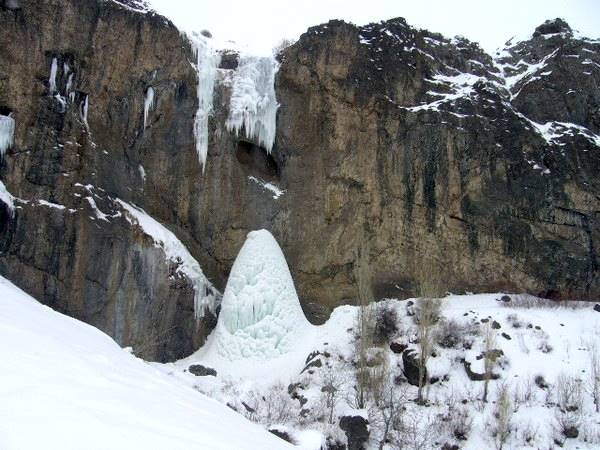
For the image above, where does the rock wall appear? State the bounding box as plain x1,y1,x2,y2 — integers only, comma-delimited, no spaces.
0,1,598,360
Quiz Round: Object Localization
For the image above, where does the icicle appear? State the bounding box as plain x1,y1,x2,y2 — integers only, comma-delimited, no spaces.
0,114,15,158
80,95,89,128
66,73,74,99
0,180,15,217
143,86,154,129
191,35,221,171
226,55,279,152
48,57,58,95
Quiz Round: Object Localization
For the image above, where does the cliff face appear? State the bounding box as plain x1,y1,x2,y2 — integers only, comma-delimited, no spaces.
0,1,598,360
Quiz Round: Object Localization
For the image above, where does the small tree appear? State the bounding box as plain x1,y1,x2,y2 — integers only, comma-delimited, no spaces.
492,383,513,450
589,341,600,413
354,237,374,409
322,365,345,425
414,297,441,404
483,323,499,403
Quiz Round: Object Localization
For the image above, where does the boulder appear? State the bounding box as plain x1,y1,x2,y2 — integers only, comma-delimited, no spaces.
188,364,217,377
339,416,369,450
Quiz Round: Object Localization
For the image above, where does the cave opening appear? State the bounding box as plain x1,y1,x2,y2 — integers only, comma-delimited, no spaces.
235,140,280,181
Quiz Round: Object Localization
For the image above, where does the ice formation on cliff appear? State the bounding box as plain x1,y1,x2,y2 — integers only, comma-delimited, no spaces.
143,86,154,128
209,230,311,360
226,56,279,152
191,35,221,171
0,114,15,158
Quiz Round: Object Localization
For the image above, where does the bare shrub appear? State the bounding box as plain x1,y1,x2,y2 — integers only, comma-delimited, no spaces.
242,383,295,426
353,238,374,409
436,318,478,349
537,339,553,353
482,323,500,403
490,383,513,450
321,366,345,425
506,313,524,329
393,409,436,450
518,421,539,446
588,340,600,413
272,38,296,56
369,375,409,450
373,303,398,344
449,406,473,441
553,374,583,440
414,297,441,403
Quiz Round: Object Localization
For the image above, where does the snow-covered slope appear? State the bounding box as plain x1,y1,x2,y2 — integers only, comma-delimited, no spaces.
0,276,291,450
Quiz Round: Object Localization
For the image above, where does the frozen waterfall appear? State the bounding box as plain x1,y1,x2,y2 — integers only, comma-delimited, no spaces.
226,56,279,153
209,230,312,361
0,114,15,158
191,35,221,171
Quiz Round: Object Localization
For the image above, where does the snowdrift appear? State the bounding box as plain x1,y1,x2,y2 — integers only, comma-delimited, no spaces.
0,276,291,450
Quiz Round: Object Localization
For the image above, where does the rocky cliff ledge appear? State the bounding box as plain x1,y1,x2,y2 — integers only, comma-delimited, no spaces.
0,0,598,360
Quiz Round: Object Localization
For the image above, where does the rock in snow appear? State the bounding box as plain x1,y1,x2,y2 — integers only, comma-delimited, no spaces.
209,230,312,361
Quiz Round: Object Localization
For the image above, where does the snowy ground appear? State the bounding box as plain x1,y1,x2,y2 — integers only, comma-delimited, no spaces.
2,225,599,449
160,293,600,449
0,276,292,450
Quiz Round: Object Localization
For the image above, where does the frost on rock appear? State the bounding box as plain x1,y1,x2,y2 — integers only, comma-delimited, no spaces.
0,180,15,216
80,95,89,128
0,114,15,158
191,35,221,171
48,57,58,94
226,55,279,153
143,86,155,129
211,230,311,360
115,199,219,319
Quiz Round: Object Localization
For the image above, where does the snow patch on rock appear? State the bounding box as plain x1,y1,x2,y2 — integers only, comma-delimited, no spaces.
116,199,219,319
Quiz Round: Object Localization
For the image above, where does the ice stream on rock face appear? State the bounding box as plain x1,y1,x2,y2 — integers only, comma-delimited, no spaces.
143,86,154,129
191,35,221,172
0,114,15,158
210,229,311,361
225,56,279,152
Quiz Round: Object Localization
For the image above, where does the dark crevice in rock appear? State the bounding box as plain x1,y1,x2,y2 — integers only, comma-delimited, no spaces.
235,139,280,181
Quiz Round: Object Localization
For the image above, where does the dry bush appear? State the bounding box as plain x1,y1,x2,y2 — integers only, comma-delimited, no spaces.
242,383,296,426
373,303,399,344
553,374,584,440
272,38,296,56
414,297,441,403
490,383,513,450
436,318,479,349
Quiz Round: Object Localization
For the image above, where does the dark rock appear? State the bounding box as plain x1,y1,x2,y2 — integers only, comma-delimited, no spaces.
390,341,407,354
188,364,217,377
339,416,369,450
402,349,426,386
501,332,512,340
594,304,600,313
492,320,501,329
323,436,346,450
463,359,500,381
268,427,295,444
533,18,572,37
500,295,512,303
301,358,322,374
563,426,579,439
